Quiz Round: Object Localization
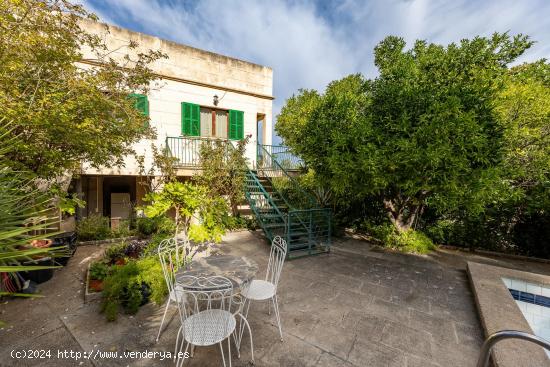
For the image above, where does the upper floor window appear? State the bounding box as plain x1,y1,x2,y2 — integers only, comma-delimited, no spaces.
181,102,243,140
128,93,149,127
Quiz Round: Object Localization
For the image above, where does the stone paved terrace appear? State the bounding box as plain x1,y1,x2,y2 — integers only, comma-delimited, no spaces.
1,230,550,367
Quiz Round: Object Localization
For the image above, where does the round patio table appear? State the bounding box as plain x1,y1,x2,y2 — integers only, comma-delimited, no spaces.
175,254,258,291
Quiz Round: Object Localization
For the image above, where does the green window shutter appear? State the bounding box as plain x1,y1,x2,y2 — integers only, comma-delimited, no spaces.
181,102,200,136
128,93,149,127
229,110,244,140
129,93,149,116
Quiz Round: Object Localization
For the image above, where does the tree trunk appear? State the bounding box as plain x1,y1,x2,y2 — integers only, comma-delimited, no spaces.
383,198,417,232
230,199,239,217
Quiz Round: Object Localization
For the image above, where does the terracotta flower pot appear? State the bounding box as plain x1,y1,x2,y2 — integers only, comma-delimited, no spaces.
89,279,104,292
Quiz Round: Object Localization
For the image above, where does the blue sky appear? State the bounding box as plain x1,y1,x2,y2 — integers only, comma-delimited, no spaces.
81,0,550,144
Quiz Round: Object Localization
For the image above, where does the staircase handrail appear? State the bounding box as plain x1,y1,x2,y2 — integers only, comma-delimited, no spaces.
225,141,286,221
245,171,286,221
257,144,318,209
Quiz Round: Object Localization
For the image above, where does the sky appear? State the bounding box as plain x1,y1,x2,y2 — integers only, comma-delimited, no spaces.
81,0,550,144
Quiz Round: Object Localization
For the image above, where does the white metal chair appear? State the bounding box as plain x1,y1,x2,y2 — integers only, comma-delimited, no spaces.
241,235,287,341
156,238,187,342
175,275,254,367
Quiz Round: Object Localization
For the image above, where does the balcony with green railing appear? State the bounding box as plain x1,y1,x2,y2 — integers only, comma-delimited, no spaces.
165,136,302,170
256,144,303,171
165,136,229,167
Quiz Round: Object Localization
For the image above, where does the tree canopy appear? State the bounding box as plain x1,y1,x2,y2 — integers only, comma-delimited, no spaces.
0,0,166,179
276,33,548,236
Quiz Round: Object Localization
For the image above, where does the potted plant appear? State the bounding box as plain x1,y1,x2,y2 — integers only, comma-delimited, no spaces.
104,243,127,266
88,262,110,292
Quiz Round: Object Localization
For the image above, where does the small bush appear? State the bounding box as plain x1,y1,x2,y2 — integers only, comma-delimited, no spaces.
101,261,140,321
365,222,435,254
222,215,260,231
77,214,110,241
136,217,157,236
104,243,127,264
425,219,457,245
156,216,176,235
136,215,176,238
387,229,435,254
100,256,167,321
111,219,134,238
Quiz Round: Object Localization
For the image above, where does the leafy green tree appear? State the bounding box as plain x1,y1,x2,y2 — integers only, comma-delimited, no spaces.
195,138,249,216
497,61,550,206
0,0,166,179
143,181,228,258
277,33,534,233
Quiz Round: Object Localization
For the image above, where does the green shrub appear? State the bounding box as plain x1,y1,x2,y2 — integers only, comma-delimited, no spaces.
136,217,157,236
142,233,170,257
387,229,435,254
136,216,176,237
425,219,457,245
77,214,110,241
89,262,110,281
101,261,140,321
135,256,167,305
121,278,144,315
156,216,176,235
221,215,259,231
365,222,435,254
104,243,127,264
100,255,167,321
111,219,134,238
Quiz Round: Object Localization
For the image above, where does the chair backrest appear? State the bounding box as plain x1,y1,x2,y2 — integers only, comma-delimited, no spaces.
157,238,187,297
265,236,287,287
176,275,235,344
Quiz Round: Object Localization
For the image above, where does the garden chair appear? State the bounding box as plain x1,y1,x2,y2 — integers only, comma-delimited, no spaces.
241,235,287,341
175,275,253,367
156,238,187,342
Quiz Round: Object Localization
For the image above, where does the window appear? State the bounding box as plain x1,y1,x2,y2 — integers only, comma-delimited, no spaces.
181,102,243,140
215,110,228,138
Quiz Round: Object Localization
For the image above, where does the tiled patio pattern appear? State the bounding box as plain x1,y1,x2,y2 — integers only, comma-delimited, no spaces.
1,230,549,366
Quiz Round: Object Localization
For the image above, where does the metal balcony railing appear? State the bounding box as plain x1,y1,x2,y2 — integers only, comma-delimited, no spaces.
165,136,230,167
257,144,303,171
165,136,303,172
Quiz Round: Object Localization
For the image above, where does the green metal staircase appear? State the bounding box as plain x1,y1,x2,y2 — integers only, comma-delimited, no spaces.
246,144,331,259
164,136,331,259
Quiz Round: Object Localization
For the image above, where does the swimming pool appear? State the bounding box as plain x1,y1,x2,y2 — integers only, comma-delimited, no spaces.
503,277,550,357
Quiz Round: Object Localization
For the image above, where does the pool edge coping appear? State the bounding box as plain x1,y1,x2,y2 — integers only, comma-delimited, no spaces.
468,261,550,367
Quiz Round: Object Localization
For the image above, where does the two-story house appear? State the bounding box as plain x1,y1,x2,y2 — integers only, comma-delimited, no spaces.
74,19,274,221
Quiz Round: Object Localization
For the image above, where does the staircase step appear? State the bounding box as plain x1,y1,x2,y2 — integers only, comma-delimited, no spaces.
263,223,285,229
244,162,331,260
260,214,285,220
